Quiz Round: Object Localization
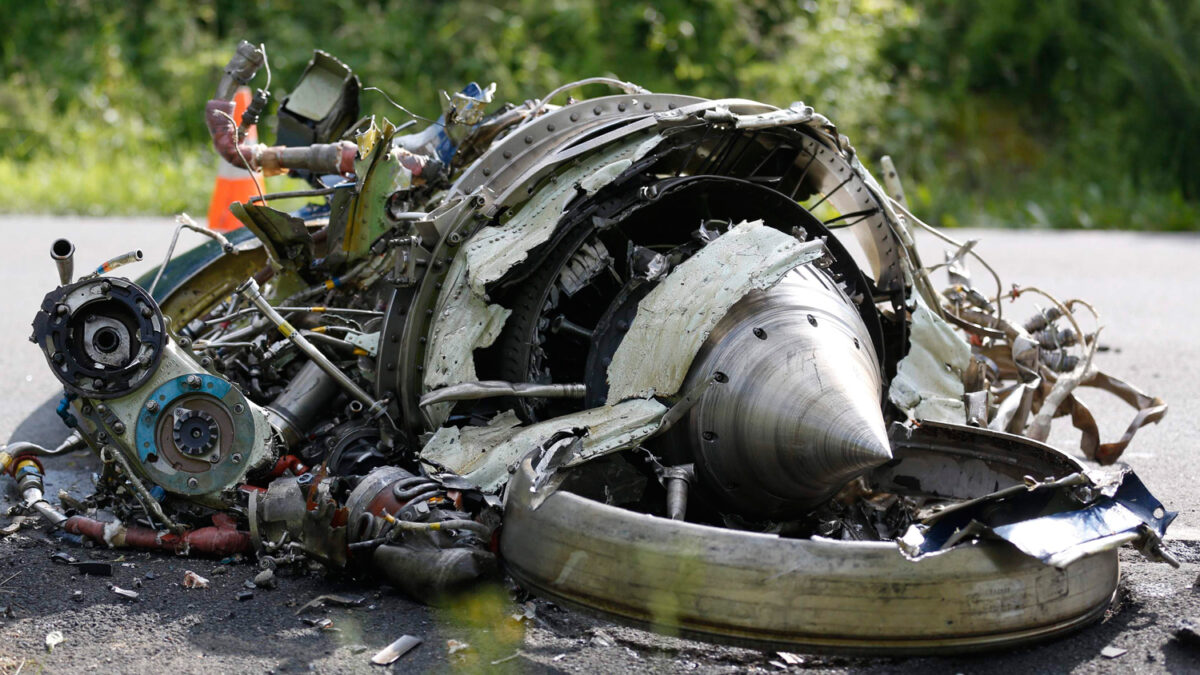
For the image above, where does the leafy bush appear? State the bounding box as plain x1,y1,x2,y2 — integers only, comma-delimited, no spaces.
0,0,1195,229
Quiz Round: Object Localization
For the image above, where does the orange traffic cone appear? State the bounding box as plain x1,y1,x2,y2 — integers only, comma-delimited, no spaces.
207,86,264,232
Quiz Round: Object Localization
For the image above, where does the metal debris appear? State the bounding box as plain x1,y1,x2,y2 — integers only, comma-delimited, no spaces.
371,635,422,666
182,571,209,589
1100,645,1127,659
0,38,1175,657
110,586,139,601
72,561,112,577
297,594,366,614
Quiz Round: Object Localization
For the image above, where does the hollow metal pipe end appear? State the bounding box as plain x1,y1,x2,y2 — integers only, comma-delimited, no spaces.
51,238,74,286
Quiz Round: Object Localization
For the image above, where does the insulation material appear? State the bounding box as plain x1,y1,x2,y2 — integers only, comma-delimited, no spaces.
463,134,661,296
420,399,667,492
605,221,827,404
888,300,972,424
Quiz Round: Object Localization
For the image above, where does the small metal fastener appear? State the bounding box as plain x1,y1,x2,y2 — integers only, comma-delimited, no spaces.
185,374,202,389
231,453,242,464
570,112,579,122
199,357,212,368
96,404,108,415
112,422,125,435
187,477,199,489
56,304,69,316
140,305,153,318
146,400,159,412
753,328,768,340
232,403,245,414
178,337,192,349
524,135,533,145
92,378,105,389
99,281,112,293
713,372,729,384
807,314,819,327
702,431,718,441
96,432,108,443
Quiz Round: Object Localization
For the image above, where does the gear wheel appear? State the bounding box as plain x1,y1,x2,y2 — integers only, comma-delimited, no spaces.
172,408,219,457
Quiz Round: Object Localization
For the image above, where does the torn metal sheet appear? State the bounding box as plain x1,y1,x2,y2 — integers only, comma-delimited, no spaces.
462,133,661,297
420,398,667,492
888,300,972,423
421,254,511,424
606,221,827,403
900,468,1176,569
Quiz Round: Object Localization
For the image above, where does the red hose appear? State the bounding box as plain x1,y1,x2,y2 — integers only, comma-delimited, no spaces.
63,512,250,556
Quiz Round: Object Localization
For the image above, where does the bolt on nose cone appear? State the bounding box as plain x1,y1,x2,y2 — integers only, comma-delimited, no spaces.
674,266,891,519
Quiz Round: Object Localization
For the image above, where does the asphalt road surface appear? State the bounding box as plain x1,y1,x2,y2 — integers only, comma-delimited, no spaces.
0,215,1197,673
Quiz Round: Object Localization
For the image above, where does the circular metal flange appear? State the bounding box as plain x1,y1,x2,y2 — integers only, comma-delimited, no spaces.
134,373,255,496
32,277,166,399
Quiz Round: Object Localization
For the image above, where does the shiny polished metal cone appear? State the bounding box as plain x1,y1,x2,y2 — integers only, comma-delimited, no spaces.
675,265,891,518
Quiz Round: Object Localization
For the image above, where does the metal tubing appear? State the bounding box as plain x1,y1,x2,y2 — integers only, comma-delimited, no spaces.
419,380,586,409
662,464,695,521
22,487,67,527
149,213,237,297
79,249,144,281
238,278,386,416
51,238,74,286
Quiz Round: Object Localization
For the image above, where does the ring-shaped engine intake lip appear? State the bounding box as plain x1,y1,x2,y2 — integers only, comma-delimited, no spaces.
32,277,166,400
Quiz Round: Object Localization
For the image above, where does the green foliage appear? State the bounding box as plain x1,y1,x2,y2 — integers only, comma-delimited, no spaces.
0,0,1196,229
881,0,1200,229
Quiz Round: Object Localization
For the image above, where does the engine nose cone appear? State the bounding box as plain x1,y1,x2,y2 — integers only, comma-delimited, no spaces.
677,265,890,518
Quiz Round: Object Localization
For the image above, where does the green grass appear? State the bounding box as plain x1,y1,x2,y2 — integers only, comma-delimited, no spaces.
0,146,311,217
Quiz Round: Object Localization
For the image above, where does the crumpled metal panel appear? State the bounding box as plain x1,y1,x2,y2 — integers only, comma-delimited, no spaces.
420,398,666,492
888,299,972,423
902,467,1175,569
606,220,827,403
462,133,662,297
421,254,511,422
421,134,664,423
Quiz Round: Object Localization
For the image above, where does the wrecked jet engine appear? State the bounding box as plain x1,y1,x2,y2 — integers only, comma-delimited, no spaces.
0,40,1176,652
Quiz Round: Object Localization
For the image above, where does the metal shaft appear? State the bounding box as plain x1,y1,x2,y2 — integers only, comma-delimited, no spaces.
238,278,385,417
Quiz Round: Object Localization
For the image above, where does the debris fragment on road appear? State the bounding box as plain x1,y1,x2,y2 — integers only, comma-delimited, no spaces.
0,38,1175,655
1100,645,1128,659
110,586,139,601
44,630,64,653
371,634,422,665
182,571,209,589
252,569,276,589
296,594,365,614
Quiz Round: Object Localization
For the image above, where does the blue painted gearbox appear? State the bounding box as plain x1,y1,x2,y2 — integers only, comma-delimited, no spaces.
134,373,259,497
